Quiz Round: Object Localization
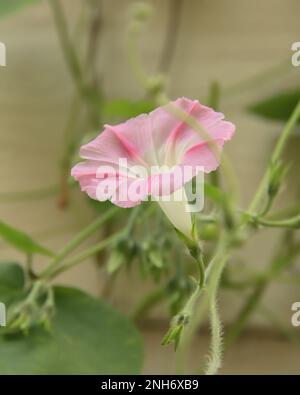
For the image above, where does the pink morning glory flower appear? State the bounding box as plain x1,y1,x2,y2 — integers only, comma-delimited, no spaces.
71,98,235,238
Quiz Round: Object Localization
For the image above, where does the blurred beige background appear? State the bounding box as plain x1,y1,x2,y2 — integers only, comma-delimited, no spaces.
0,0,300,373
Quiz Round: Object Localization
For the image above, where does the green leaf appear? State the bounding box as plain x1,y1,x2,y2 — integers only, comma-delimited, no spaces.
0,262,25,304
102,99,155,120
0,286,144,374
0,220,53,257
248,90,300,123
0,0,41,17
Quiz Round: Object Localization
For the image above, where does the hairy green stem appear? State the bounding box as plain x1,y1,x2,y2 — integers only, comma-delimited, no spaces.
205,295,223,375
176,241,229,374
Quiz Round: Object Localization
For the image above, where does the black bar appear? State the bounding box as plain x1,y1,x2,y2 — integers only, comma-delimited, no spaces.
0,375,298,392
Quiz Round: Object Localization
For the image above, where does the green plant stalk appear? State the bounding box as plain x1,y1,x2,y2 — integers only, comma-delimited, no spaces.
40,207,118,278
126,19,150,92
222,60,292,98
207,81,221,188
201,252,228,375
41,206,142,280
51,0,103,205
224,101,300,347
267,200,300,220
45,232,124,279
176,242,229,374
225,231,300,348
125,15,300,374
0,185,58,203
49,0,100,129
174,64,300,374
205,294,223,375
259,305,300,346
179,280,204,322
253,214,300,229
161,241,206,349
49,0,84,93
82,0,103,128
222,100,300,348
59,94,82,207
248,98,300,215
158,0,183,73
224,281,265,350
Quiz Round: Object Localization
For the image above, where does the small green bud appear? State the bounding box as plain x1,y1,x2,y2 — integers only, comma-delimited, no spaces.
161,322,184,351
148,250,163,269
146,75,166,96
130,2,152,22
107,250,124,274
199,223,219,240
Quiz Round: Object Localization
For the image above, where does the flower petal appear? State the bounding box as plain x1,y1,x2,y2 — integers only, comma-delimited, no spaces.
161,98,235,168
71,97,235,237
157,187,192,238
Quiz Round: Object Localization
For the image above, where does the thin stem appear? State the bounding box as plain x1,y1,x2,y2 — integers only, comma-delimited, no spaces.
45,232,123,279
85,0,102,75
252,214,300,229
260,305,300,346
272,100,300,164
267,199,300,220
207,81,221,187
40,207,118,278
83,0,103,128
49,0,100,129
224,281,265,350
127,24,150,90
222,60,292,98
49,0,84,93
225,230,300,348
248,98,300,214
42,207,144,280
26,253,37,281
161,236,207,349
207,81,221,111
201,252,228,375
0,185,58,203
180,281,204,320
59,94,82,208
176,240,228,374
158,0,183,73
205,295,223,375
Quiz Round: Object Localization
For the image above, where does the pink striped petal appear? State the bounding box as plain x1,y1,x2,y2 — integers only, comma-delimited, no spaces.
71,97,235,237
